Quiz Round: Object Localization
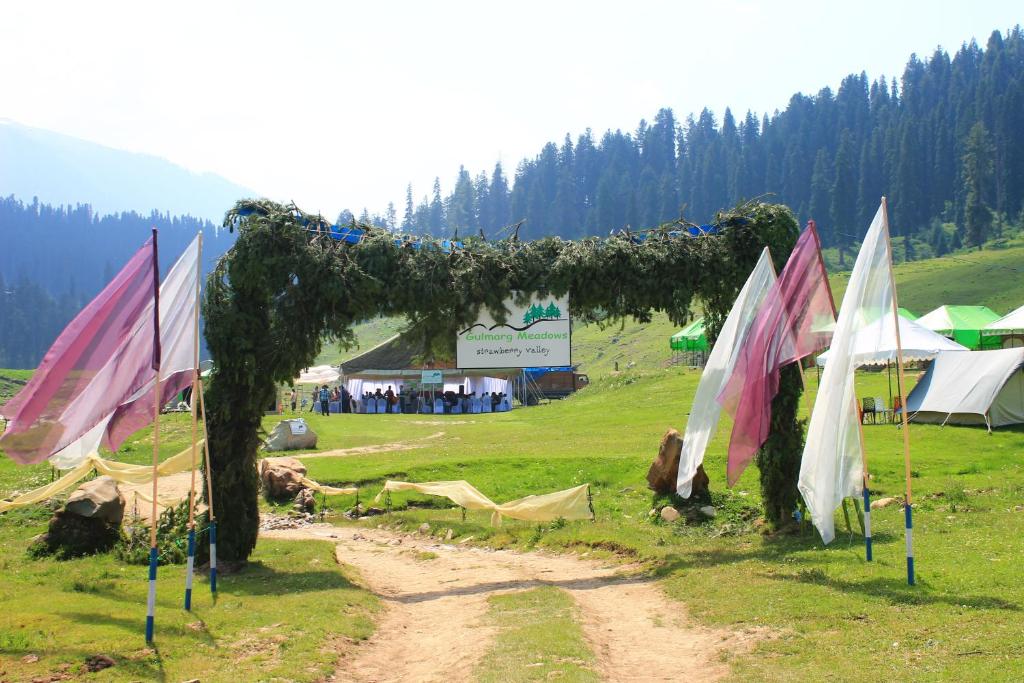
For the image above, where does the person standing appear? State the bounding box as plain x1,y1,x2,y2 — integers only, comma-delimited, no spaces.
289,389,297,412
319,384,330,416
309,387,318,413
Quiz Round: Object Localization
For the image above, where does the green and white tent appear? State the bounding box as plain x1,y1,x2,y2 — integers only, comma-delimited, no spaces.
915,305,1001,350
670,318,708,352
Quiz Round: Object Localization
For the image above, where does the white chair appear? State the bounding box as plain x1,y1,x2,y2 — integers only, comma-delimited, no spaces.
451,399,463,415
420,397,431,413
376,397,387,413
469,396,481,414
433,398,444,414
365,399,376,414
391,401,401,414
480,398,492,413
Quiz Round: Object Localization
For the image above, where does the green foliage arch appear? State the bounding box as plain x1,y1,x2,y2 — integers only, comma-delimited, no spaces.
203,199,802,561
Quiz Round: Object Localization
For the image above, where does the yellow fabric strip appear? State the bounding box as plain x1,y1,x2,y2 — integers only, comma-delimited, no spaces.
374,480,593,526
0,441,203,513
298,475,357,496
0,460,95,513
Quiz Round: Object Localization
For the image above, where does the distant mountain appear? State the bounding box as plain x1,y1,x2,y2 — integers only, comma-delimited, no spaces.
0,119,253,222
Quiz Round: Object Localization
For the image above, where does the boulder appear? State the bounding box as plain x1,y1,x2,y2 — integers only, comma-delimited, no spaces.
688,465,711,500
30,510,121,559
294,488,316,513
646,429,683,494
260,457,308,477
65,476,125,524
698,505,717,518
660,506,681,523
263,419,318,452
260,458,307,499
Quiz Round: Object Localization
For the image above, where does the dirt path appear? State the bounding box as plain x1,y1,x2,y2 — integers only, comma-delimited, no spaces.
294,431,446,460
120,471,202,523
262,525,757,683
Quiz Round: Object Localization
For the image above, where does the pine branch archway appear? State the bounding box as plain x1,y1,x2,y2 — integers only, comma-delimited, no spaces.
203,199,802,561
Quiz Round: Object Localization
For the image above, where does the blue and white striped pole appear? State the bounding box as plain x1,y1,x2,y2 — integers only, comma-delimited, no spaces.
209,521,218,594
184,527,196,610
145,546,158,642
862,486,873,562
905,503,915,585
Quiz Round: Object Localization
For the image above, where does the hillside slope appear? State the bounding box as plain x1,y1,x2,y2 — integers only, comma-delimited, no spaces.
575,239,1024,376
0,119,253,222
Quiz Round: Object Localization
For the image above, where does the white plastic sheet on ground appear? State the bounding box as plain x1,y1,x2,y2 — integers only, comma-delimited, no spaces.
675,248,776,497
374,480,593,526
800,204,892,544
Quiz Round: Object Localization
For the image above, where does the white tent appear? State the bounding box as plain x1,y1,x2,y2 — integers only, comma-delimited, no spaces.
815,315,967,367
983,304,1024,349
296,365,341,385
905,348,1024,429
985,304,1024,333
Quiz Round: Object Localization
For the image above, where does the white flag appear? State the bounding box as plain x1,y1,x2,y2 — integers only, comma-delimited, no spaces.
800,204,892,543
676,248,776,497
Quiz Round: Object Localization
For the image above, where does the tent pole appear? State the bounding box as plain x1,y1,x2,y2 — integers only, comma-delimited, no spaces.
882,196,916,586
888,360,893,409
145,227,161,643
197,378,217,595
184,232,202,611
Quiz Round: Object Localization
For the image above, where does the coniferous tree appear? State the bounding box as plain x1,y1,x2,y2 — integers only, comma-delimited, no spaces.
368,27,1024,249
428,178,445,235
962,121,996,247
401,184,415,232
830,130,858,264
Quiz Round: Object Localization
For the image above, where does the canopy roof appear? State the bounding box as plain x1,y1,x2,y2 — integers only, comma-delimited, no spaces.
906,348,1024,428
295,365,341,385
983,303,1024,335
916,305,1001,349
816,314,967,367
669,318,708,351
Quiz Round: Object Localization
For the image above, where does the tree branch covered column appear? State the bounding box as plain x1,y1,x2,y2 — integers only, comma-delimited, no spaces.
202,199,803,561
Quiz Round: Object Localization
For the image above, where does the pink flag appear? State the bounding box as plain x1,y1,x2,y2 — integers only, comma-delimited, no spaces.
0,238,158,464
718,223,835,486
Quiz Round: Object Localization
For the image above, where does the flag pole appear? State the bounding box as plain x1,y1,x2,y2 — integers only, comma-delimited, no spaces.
184,232,202,610
881,197,915,585
197,375,217,595
146,227,162,643
810,220,872,558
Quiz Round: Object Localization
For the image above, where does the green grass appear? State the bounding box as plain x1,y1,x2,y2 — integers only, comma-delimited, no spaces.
829,238,1024,316
0,368,32,405
0,513,377,682
475,587,599,683
4,239,1024,680
298,364,1024,681
312,316,407,366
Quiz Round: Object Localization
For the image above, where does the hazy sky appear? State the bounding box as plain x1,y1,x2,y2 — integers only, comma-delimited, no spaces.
2,1,1020,219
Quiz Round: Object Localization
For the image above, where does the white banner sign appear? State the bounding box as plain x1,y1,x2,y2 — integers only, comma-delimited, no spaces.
421,370,443,384
456,294,571,368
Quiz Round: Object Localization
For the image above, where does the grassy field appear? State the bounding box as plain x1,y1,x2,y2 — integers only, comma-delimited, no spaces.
2,241,1024,680
277,365,1023,681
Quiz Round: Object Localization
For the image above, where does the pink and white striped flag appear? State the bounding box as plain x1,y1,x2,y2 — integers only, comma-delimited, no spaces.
0,238,158,464
717,224,835,486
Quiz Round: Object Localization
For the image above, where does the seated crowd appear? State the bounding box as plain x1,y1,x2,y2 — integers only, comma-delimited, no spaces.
305,384,512,415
